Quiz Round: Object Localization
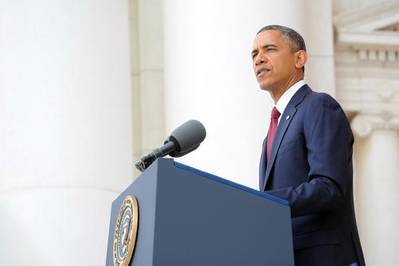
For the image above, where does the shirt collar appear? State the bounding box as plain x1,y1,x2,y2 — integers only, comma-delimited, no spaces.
275,80,306,121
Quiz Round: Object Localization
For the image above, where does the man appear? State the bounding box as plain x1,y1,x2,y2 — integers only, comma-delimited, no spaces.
252,25,365,266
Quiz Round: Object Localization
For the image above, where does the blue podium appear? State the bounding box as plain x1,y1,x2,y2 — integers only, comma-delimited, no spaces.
106,158,294,266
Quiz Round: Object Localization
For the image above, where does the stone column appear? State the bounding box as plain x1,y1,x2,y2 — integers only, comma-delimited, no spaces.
135,0,166,158
0,1,133,265
162,0,334,188
352,113,399,265
304,0,336,95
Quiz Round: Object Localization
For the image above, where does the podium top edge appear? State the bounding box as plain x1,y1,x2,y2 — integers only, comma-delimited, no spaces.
174,161,289,206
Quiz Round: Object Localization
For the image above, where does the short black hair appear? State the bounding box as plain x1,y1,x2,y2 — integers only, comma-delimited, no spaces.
257,24,306,52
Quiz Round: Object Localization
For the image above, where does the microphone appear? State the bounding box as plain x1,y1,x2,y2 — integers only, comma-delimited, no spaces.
135,120,206,171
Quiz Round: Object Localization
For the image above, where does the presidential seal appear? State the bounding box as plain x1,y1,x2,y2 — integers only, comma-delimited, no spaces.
113,195,139,266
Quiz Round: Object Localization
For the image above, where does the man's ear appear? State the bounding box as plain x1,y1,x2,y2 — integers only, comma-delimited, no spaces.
295,50,308,69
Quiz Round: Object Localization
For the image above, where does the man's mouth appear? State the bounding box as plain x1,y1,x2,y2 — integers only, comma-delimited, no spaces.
256,68,270,77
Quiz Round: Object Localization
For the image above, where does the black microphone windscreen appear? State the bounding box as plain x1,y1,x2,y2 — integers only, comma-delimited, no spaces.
167,120,206,157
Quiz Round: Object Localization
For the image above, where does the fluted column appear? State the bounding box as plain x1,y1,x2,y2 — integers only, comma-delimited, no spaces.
352,113,399,265
0,1,133,265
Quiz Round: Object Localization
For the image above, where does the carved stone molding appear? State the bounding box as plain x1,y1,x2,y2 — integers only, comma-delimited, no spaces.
351,112,399,138
334,1,399,119
334,1,399,62
356,49,398,62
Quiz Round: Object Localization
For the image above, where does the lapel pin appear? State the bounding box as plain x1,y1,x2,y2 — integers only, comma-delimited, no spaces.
286,115,290,120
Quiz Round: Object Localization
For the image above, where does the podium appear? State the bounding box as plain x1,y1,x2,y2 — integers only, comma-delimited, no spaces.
106,158,294,266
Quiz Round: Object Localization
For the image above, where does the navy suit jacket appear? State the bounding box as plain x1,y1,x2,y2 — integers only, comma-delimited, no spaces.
259,85,365,266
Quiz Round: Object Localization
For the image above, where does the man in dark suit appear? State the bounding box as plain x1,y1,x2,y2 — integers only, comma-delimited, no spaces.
252,25,365,266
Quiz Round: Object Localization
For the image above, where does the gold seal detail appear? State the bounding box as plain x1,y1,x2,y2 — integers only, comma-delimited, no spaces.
113,195,139,266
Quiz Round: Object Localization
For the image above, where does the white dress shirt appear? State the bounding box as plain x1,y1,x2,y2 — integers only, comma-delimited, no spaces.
275,80,306,124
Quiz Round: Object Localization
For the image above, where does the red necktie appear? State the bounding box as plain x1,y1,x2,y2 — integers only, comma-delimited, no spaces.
267,107,281,160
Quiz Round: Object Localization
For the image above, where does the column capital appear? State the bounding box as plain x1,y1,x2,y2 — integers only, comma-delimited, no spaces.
351,112,399,138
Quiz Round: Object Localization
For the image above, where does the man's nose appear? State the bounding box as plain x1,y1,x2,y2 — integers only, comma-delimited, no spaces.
254,53,266,65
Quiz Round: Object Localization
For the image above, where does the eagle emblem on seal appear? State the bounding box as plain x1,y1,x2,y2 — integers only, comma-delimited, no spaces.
113,195,139,266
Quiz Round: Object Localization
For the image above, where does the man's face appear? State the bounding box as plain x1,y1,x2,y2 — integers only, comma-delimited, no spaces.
252,30,302,93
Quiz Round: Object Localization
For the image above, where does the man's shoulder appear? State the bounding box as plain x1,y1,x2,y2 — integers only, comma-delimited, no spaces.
302,88,342,110
301,87,350,130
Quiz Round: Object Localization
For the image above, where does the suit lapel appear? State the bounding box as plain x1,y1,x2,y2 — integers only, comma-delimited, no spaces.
262,85,311,191
263,106,297,190
259,137,267,190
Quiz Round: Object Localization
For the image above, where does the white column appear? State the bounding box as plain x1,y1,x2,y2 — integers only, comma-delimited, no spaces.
353,114,399,265
163,0,334,188
136,0,166,156
0,1,133,265
304,0,336,95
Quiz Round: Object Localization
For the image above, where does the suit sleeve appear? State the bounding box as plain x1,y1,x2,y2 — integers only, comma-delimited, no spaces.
267,94,354,218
